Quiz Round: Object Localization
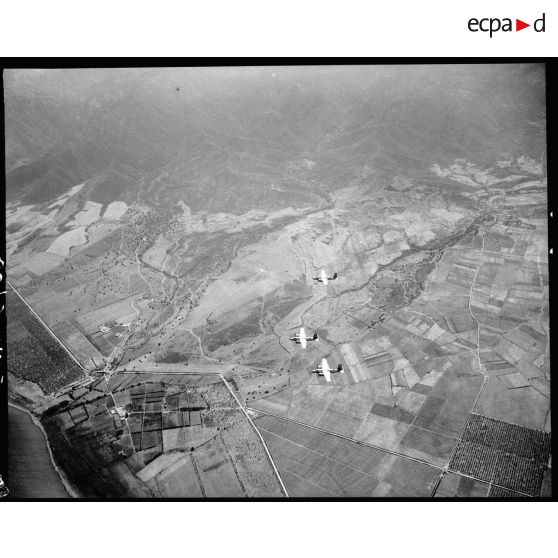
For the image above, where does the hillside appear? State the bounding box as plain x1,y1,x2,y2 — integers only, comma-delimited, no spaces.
5,64,549,498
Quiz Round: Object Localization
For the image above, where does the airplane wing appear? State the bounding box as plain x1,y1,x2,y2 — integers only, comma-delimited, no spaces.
301,337,307,349
323,368,331,382
300,327,306,339
321,270,328,285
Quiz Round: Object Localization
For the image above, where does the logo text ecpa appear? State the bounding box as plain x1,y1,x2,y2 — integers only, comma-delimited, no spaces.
468,13,546,37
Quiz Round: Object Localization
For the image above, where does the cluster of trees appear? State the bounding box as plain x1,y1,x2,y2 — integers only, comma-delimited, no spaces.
7,292,84,393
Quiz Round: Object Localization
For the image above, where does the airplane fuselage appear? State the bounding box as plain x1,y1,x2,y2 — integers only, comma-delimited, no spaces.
312,358,343,382
313,270,337,285
290,327,318,349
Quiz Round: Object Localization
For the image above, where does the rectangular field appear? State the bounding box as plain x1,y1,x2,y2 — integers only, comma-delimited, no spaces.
254,413,441,497
18,251,65,276
155,455,204,497
434,472,490,498
449,413,551,496
413,372,484,438
76,297,138,335
192,437,244,498
7,289,85,393
52,320,105,369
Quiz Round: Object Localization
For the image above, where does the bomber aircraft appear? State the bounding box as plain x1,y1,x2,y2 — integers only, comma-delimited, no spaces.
290,327,318,349
313,270,338,285
312,358,344,382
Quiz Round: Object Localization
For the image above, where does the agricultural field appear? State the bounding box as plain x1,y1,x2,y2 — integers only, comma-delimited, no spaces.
39,373,285,497
5,65,549,498
244,188,550,496
433,472,490,498
8,175,550,497
253,413,441,497
6,288,85,394
102,201,128,221
66,201,103,227
51,321,105,369
141,235,176,270
449,413,551,496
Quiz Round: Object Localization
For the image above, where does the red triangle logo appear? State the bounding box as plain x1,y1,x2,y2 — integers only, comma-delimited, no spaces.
516,19,530,31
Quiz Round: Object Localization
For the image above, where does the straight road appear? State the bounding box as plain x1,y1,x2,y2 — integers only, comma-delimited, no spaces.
7,281,86,370
221,376,289,497
248,407,533,498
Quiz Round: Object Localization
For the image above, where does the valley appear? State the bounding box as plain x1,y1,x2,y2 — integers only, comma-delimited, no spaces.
4,65,550,498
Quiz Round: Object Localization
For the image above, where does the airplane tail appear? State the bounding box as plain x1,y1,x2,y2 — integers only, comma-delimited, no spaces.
337,364,343,371
332,272,338,280
313,332,319,340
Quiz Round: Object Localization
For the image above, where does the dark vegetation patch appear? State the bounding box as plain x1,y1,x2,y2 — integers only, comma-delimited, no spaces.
6,222,23,234
371,402,415,424
87,170,140,205
488,485,528,498
173,231,253,280
462,413,551,463
13,227,48,253
6,289,84,394
367,253,441,316
204,307,261,353
264,280,312,327
449,413,551,496
156,350,189,364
